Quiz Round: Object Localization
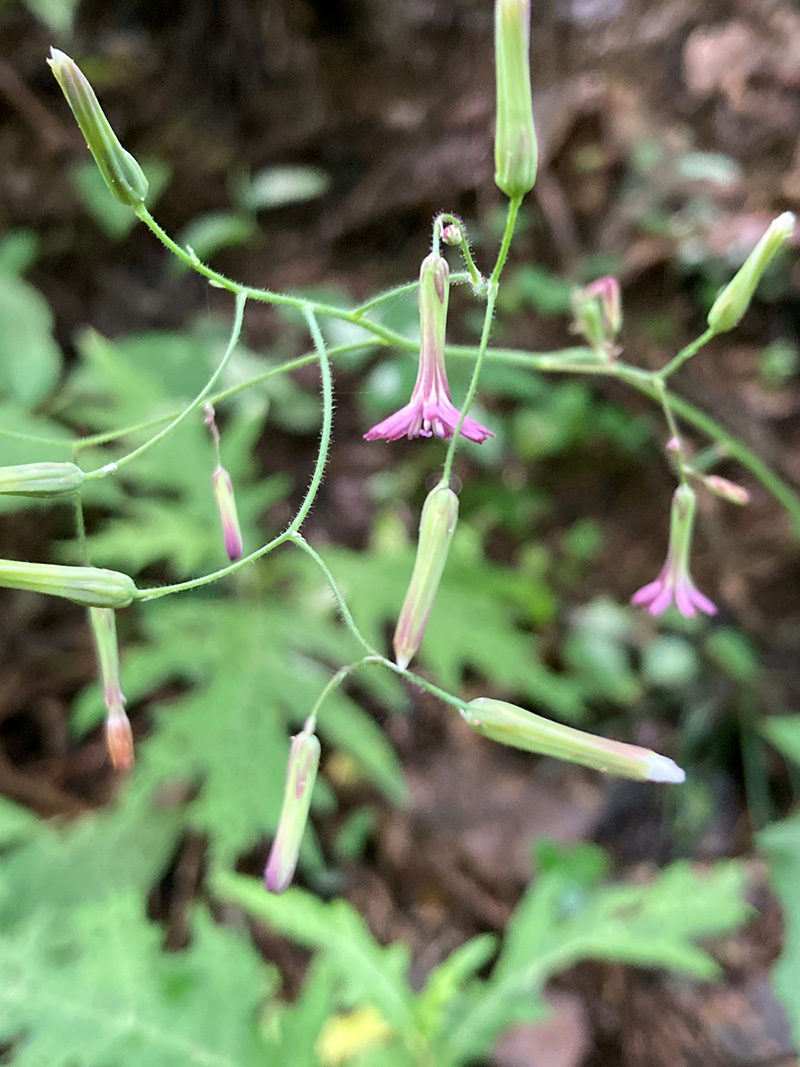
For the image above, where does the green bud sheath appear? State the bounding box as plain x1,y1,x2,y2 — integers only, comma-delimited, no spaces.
707,212,795,334
393,485,459,670
494,0,538,199
0,462,84,497
463,698,685,783
0,559,136,608
48,47,148,207
265,724,321,894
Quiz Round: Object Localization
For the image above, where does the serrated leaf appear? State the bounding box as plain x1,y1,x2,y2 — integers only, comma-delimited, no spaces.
0,785,181,928
0,274,62,405
214,872,416,1036
442,851,749,1063
0,895,273,1067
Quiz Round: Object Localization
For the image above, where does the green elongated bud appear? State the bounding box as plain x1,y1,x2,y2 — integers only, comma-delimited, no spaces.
707,212,795,334
494,0,538,199
89,607,133,770
394,485,459,670
463,698,685,783
48,47,148,207
0,462,84,497
0,559,136,608
265,721,321,895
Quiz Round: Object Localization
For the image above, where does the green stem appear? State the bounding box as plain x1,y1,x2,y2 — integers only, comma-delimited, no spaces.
658,327,716,380
307,655,382,730
83,292,247,479
136,206,407,350
441,195,521,484
433,213,484,289
290,533,378,657
135,301,334,600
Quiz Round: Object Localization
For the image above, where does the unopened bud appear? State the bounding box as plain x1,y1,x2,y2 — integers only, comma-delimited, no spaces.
105,708,134,771
701,474,750,506
394,485,459,670
265,722,321,894
463,698,685,783
441,224,463,247
48,48,148,207
494,0,538,199
89,607,133,769
212,467,243,561
0,559,136,608
0,462,84,497
707,212,795,334
572,277,622,354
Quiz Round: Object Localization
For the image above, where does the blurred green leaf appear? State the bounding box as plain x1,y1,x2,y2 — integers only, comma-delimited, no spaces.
177,211,257,265
0,275,62,405
238,165,330,211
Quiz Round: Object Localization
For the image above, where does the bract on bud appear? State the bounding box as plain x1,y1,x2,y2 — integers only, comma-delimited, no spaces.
494,0,538,199
701,474,750,506
707,212,795,334
48,47,148,207
212,467,243,561
463,698,685,783
265,722,321,895
0,559,136,608
394,485,459,670
0,462,84,497
571,277,622,355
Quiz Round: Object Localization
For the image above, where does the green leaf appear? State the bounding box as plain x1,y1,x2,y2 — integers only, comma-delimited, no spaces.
0,786,181,928
442,849,749,1063
759,816,800,1046
0,274,62,405
0,895,274,1067
213,872,416,1036
238,166,330,211
177,211,258,266
761,715,800,765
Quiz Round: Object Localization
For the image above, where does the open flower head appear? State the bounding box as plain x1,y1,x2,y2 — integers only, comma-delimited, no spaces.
364,253,493,443
631,483,716,618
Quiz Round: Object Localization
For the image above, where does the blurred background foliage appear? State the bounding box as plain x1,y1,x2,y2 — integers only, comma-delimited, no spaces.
1,0,800,1064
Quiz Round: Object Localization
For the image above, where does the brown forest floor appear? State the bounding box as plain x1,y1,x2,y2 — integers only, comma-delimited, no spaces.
2,1,800,1065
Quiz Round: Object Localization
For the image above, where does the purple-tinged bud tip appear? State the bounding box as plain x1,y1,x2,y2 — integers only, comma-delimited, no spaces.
212,466,243,561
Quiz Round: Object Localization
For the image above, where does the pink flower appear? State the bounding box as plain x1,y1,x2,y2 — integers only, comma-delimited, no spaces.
631,483,717,618
364,253,494,444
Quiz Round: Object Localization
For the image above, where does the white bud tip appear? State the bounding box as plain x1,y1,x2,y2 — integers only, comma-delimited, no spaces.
645,753,686,784
395,653,411,670
775,212,796,238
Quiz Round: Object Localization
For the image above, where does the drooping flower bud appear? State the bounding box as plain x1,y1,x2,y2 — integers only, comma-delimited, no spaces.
700,474,750,506
212,467,243,561
463,697,685,783
571,277,622,356
265,720,321,895
394,485,459,670
0,462,84,497
48,48,148,207
0,559,136,608
494,0,538,199
89,607,133,770
707,212,795,335
204,404,243,561
441,224,463,247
